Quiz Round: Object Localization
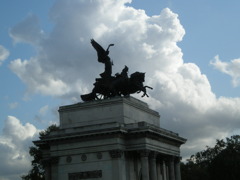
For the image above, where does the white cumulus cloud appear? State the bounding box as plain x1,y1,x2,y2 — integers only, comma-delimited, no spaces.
211,55,240,87
10,58,71,96
9,14,45,45
0,45,10,65
0,116,39,180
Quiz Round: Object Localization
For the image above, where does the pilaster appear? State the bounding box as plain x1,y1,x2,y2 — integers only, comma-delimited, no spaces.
161,160,167,180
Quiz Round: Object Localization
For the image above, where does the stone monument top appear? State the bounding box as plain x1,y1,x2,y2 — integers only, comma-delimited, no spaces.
59,96,160,129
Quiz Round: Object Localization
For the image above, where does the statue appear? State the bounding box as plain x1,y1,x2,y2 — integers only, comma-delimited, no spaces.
91,39,114,79
81,39,152,102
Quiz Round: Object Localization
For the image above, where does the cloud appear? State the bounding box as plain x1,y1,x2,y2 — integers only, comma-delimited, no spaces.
39,105,49,116
0,45,10,65
0,116,39,180
34,105,51,123
211,55,240,87
9,14,45,45
10,58,71,96
8,102,18,109
8,0,240,161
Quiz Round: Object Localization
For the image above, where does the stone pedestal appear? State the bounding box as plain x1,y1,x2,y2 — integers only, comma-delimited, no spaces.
34,97,186,180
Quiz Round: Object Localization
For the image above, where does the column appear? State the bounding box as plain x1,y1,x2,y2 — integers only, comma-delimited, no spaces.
168,156,175,180
140,150,150,180
161,161,167,180
166,165,169,180
174,157,181,180
149,152,157,180
156,160,162,180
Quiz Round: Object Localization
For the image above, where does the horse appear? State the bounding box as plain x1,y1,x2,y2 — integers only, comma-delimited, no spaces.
81,72,152,102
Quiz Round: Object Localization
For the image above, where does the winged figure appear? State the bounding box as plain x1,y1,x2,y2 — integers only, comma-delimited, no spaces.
91,39,114,78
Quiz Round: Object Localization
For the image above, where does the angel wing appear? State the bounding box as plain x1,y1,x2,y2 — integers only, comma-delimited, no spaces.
91,39,114,63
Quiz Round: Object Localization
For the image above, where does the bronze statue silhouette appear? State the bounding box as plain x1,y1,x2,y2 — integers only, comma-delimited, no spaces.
81,39,152,102
91,39,114,79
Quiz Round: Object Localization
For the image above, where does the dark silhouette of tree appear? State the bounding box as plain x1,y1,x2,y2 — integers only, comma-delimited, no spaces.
209,135,240,180
181,135,240,180
21,124,59,180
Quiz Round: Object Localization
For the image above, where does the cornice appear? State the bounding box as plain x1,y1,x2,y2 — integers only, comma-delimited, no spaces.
34,122,186,147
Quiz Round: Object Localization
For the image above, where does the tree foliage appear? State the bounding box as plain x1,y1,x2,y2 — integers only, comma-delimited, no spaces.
181,135,240,180
21,124,59,180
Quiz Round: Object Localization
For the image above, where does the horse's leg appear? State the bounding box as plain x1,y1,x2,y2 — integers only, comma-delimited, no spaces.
141,89,149,97
144,86,153,90
140,87,149,97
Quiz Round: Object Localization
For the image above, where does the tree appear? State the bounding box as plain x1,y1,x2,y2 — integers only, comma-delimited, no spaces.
181,135,240,180
21,124,59,180
209,135,240,180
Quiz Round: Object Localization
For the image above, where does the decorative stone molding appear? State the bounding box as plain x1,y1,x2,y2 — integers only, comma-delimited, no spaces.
138,121,147,127
109,149,123,158
81,154,87,161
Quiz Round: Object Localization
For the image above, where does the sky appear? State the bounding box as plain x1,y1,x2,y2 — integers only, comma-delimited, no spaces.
1,0,240,179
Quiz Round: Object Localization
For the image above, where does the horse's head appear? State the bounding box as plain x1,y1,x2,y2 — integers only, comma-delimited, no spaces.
131,72,145,82
130,72,145,83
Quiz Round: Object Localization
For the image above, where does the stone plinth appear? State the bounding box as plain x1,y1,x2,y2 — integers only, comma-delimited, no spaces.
59,97,160,129
34,97,186,180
